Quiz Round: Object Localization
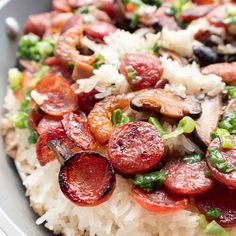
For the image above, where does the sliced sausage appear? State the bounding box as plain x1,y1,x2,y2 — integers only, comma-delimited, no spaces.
132,187,189,213
119,52,163,91
195,183,236,227
164,158,214,195
62,113,96,150
85,21,116,42
32,75,78,116
206,135,236,189
181,5,213,22
28,107,45,131
61,14,83,34
207,3,234,28
52,0,72,12
59,151,116,206
201,63,236,86
37,116,63,135
108,121,165,174
24,12,52,37
36,127,81,166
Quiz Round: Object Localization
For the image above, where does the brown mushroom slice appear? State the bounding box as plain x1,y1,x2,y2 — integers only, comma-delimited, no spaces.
130,89,201,119
194,95,222,148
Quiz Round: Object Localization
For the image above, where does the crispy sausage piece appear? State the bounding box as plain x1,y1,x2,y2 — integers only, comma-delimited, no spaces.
164,158,214,195
52,0,72,12
37,116,63,135
59,151,116,206
195,183,236,227
85,21,116,42
108,121,164,174
132,187,189,213
32,75,78,116
201,63,236,86
62,113,96,150
36,127,81,166
206,135,236,189
28,107,45,131
24,12,52,37
120,52,163,91
207,3,235,28
181,5,213,22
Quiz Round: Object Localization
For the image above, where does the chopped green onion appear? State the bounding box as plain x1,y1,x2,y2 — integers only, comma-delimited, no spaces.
130,12,140,29
133,170,167,192
183,153,202,164
76,7,89,14
93,54,105,69
36,41,54,58
198,214,208,230
9,112,29,129
211,128,233,149
111,109,130,126
83,14,95,23
206,208,221,219
163,116,195,139
178,116,195,133
148,117,167,136
152,42,161,54
8,68,23,91
68,61,75,69
125,66,138,84
28,127,39,144
225,86,236,99
204,220,229,236
19,90,31,113
208,147,236,173
141,0,162,7
219,111,236,134
30,66,50,88
204,168,212,177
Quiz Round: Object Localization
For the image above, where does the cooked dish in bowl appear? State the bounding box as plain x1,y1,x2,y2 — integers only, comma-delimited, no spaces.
1,0,236,235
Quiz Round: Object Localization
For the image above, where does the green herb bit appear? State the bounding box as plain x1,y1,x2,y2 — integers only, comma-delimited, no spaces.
206,208,221,219
223,7,236,26
204,168,212,178
76,7,89,14
83,14,95,23
9,112,29,129
19,90,31,113
204,220,229,236
208,147,236,173
8,68,23,92
225,86,236,99
198,214,208,230
30,66,50,88
130,12,140,29
163,116,195,139
219,112,236,134
68,61,75,70
183,153,202,164
148,117,167,136
141,0,162,7
133,170,167,192
125,66,138,84
111,109,130,126
152,42,161,54
211,128,233,149
28,127,39,144
93,54,105,69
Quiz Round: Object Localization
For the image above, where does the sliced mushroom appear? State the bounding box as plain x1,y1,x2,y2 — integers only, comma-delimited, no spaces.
194,95,222,148
224,98,236,114
130,89,201,119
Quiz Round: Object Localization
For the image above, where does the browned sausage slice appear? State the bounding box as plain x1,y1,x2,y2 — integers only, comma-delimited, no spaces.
33,75,78,116
108,121,165,174
206,135,236,189
59,151,116,206
62,113,96,150
164,158,214,195
85,21,116,42
132,187,189,213
195,183,236,227
119,52,163,91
